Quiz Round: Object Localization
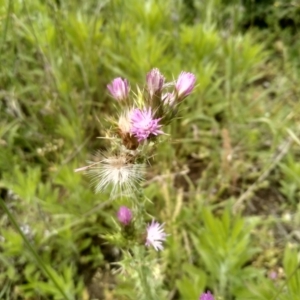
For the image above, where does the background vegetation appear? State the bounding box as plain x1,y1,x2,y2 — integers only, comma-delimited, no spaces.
1,0,300,299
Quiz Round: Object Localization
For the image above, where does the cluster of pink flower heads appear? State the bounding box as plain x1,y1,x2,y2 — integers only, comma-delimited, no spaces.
76,68,195,197
107,68,196,148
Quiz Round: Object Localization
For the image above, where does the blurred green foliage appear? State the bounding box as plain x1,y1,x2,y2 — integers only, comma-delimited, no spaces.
1,0,300,299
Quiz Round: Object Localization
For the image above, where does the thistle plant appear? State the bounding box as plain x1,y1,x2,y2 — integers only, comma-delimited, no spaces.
76,68,195,299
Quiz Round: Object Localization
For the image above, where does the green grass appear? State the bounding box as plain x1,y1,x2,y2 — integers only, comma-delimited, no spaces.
1,0,300,299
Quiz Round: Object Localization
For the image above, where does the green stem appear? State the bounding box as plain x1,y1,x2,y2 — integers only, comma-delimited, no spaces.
133,184,155,299
136,246,156,300
134,184,147,226
0,199,71,300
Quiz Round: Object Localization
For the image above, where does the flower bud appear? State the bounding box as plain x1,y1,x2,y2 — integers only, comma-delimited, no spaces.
146,68,165,98
117,206,132,225
107,77,130,101
175,71,196,100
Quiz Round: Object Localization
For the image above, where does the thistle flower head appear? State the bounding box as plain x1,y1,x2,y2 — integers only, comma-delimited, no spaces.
145,220,167,251
130,107,163,142
146,68,165,98
117,206,133,225
199,291,214,300
175,71,196,100
107,77,130,101
77,152,145,198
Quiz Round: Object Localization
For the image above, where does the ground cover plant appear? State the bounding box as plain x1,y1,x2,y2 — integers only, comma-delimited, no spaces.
1,0,300,299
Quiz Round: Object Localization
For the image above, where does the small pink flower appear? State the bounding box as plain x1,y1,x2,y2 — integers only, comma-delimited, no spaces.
130,108,163,142
145,220,167,251
107,77,130,101
269,271,277,280
175,71,196,99
199,291,214,300
117,206,132,225
146,68,165,97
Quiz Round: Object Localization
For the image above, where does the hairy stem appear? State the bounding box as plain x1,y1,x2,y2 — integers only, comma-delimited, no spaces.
136,246,156,300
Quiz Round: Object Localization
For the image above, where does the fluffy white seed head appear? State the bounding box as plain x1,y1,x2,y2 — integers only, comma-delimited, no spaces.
86,152,145,198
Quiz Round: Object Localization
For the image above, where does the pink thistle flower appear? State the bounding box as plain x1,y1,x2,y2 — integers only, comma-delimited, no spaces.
146,68,165,97
175,71,196,100
130,108,163,142
199,291,214,300
117,206,132,225
107,77,130,101
145,220,167,251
